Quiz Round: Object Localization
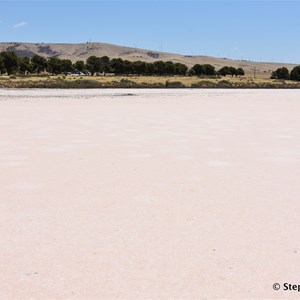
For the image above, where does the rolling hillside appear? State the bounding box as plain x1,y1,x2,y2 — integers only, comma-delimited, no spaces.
0,42,297,77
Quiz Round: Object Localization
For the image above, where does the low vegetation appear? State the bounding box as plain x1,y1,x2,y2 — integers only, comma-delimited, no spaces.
1,75,300,89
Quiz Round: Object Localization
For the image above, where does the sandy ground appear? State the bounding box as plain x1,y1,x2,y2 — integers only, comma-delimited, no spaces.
0,89,300,299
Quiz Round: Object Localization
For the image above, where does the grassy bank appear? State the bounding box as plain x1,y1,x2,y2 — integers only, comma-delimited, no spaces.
1,75,300,89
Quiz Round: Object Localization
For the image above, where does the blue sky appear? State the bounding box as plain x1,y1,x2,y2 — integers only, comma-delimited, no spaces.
0,0,299,63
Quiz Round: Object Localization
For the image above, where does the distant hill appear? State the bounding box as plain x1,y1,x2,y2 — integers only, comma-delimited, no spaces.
0,42,297,78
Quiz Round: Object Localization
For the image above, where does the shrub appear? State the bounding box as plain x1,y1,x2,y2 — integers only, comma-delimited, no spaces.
165,81,186,88
191,80,217,88
217,80,233,87
290,66,300,81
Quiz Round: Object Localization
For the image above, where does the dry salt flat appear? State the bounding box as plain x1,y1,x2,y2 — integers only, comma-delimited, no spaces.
0,88,300,299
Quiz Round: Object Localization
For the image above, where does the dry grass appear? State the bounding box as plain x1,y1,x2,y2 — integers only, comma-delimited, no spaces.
1,75,300,89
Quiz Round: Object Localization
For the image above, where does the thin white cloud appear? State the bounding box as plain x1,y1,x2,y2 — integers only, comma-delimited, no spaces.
13,22,27,29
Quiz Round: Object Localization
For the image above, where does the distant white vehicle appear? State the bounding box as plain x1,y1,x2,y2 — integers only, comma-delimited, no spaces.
65,71,86,76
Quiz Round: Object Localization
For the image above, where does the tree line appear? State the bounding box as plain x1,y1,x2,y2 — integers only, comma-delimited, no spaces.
271,67,300,81
0,52,188,76
190,64,245,77
0,50,247,77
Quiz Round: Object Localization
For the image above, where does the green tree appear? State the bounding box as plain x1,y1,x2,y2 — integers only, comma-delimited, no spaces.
218,66,231,76
0,55,5,74
203,64,216,76
188,68,196,76
99,56,110,74
192,64,205,76
74,60,86,73
153,61,166,75
271,67,289,80
145,62,154,75
60,59,73,73
123,60,133,75
132,61,146,75
109,58,125,75
236,68,245,76
47,57,62,75
229,67,237,77
19,56,31,74
174,63,188,75
86,56,102,75
290,66,300,81
192,64,215,76
0,51,19,75
31,54,47,74
164,61,175,75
